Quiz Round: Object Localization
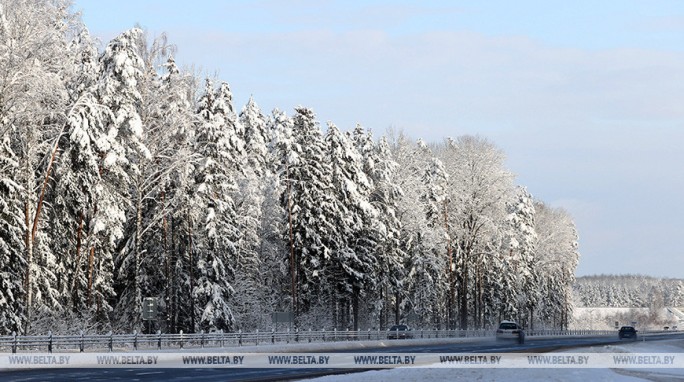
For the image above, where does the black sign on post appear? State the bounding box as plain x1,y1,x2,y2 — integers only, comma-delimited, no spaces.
142,297,158,334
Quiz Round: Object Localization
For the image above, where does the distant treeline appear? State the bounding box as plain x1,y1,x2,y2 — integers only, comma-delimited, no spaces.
573,275,684,308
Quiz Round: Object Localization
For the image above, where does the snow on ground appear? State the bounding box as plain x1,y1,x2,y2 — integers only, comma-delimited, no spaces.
302,339,684,382
305,367,642,382
122,336,497,354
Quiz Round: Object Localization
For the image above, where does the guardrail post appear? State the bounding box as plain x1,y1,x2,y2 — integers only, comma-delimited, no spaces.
108,331,113,352
133,330,138,350
48,331,53,353
220,329,224,348
322,328,326,342
179,330,184,349
367,328,371,340
238,329,242,346
255,329,259,346
157,330,162,350
11,331,17,354
334,328,337,341
79,330,84,352
296,328,299,343
271,329,275,344
200,330,205,348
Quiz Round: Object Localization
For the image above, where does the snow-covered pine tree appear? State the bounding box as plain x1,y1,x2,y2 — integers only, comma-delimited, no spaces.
267,108,298,318
45,22,130,331
534,202,580,329
0,0,89,333
352,128,405,329
502,186,538,327
325,123,378,330
421,156,454,327
51,91,118,328
95,27,151,332
157,56,200,333
191,79,241,332
240,97,269,177
280,107,336,326
232,97,271,330
0,136,25,334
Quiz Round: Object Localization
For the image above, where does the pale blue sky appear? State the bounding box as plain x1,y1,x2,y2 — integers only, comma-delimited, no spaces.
72,0,684,278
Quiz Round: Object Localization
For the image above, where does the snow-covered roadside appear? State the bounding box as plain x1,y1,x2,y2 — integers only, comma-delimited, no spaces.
301,340,684,382
590,339,684,381
87,336,499,354
302,367,644,382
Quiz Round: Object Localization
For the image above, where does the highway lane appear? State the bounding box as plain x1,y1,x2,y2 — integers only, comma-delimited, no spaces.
3,333,684,382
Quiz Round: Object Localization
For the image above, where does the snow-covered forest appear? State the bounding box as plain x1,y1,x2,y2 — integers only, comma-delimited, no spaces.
0,0,580,335
574,275,684,308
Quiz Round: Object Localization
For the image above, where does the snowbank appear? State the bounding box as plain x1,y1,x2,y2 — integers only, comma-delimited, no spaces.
303,339,684,382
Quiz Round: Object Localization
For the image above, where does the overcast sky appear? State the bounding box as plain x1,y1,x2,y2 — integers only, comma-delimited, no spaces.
71,0,684,278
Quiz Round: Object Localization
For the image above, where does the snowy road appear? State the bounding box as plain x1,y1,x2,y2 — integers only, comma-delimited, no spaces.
2,333,684,381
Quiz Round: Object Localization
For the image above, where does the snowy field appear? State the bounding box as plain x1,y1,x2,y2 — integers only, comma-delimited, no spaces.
304,339,684,382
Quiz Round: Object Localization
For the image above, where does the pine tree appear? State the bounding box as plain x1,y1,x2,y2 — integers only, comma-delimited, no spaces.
96,28,150,332
192,79,241,332
352,128,405,329
325,123,378,330
535,202,580,329
232,97,271,330
503,186,538,327
268,108,298,319
279,107,336,325
421,157,454,327
157,56,199,333
240,97,269,177
0,137,25,333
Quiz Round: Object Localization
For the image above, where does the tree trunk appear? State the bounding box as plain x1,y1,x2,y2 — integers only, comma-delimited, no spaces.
352,287,359,331
86,246,95,305
134,190,143,331
286,165,297,324
394,291,400,325
24,200,33,335
71,212,85,303
188,213,195,332
458,252,469,330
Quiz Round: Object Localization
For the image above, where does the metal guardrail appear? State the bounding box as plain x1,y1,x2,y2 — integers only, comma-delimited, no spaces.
0,328,639,354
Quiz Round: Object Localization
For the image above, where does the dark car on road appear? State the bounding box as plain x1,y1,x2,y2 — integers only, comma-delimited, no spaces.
618,326,637,340
387,324,413,339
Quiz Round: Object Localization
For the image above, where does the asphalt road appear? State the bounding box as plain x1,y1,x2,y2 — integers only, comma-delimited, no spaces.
3,333,684,382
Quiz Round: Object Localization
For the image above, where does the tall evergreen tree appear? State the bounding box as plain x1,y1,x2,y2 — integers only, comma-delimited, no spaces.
157,56,199,333
352,129,405,329
97,28,150,332
0,136,25,333
325,123,378,330
281,107,336,325
192,79,241,332
232,97,271,329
